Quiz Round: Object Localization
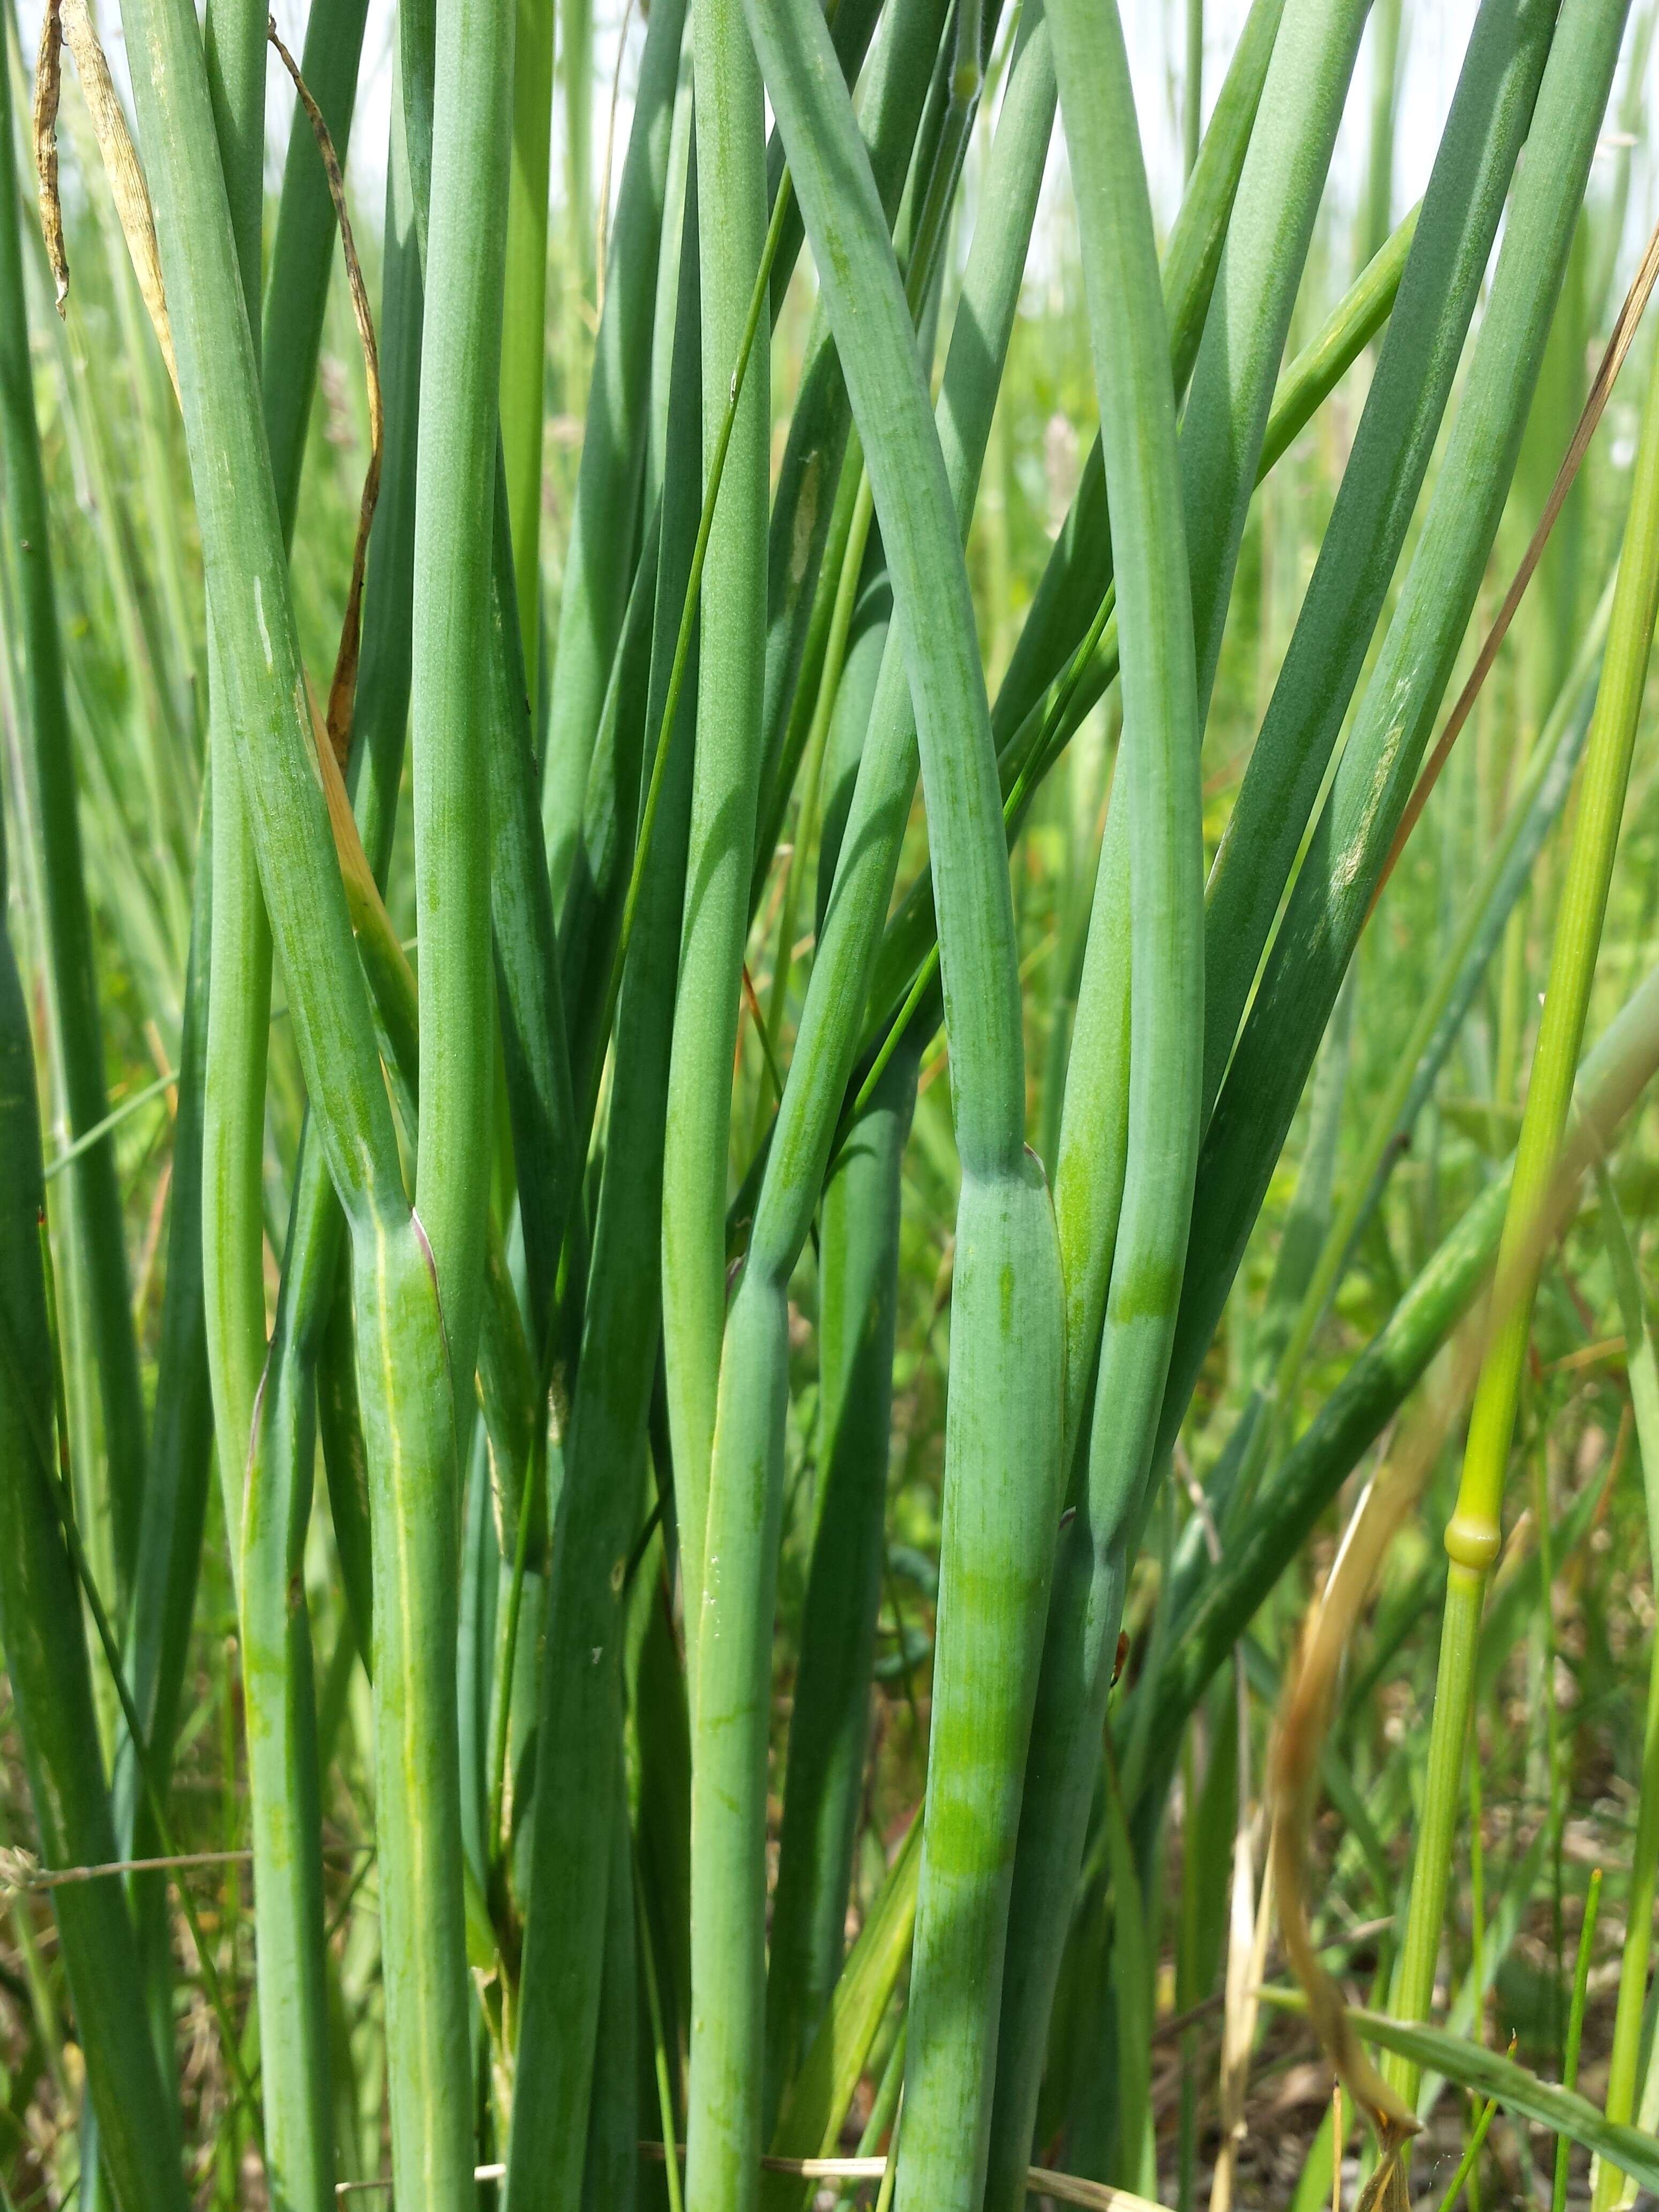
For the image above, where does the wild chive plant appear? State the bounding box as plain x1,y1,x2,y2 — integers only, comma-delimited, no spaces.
11,1,1659,2208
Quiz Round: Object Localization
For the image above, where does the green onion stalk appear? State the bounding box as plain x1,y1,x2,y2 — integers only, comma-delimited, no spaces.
540,0,686,902
730,7,1066,2211
204,0,374,1576
208,3,431,2199
505,187,704,2211
984,0,1392,2178
403,0,588,1930
116,0,491,2195
746,0,991,992
563,0,594,295
1162,0,1630,1515
853,17,1437,1130
734,53,1426,2152
982,0,1214,2194
264,0,374,547
762,1034,920,2120
408,0,513,1440
1200,0,1557,1120
823,212,1446,1413
750,0,952,880
1062,23,1630,1998
989,0,1284,750
203,0,373,1602
203,0,372,2196
852,183,1419,1068
501,0,555,692
1180,0,1373,713
757,0,1328,1319
660,0,771,1675
758,3,1058,2128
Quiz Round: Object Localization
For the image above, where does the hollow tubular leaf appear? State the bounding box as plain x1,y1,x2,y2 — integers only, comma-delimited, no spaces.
116,1,474,2200
193,0,264,1720
992,0,1284,749
739,19,1057,2128
501,0,555,693
409,0,513,1420
1202,0,1557,1119
1167,0,1631,1489
236,84,431,2212
506,187,704,2212
751,0,952,882
262,0,372,549
661,0,771,1656
983,0,1204,2196
675,11,778,2207
736,9,1065,2212
855,74,1424,1112
1179,0,1370,713
541,0,687,902
764,1037,917,2114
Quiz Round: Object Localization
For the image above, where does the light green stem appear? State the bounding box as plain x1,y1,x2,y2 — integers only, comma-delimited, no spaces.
736,9,1065,2212
262,0,373,547
117,0,476,2196
502,0,555,690
1179,0,1370,713
203,730,270,1575
541,0,687,900
983,0,1204,2195
1165,0,1631,1490
505,190,703,2212
676,17,775,2212
751,462,875,1145
410,0,514,1423
661,0,771,1654
1391,177,1659,2106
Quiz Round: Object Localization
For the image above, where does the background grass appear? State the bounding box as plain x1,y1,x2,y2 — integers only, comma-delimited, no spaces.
8,2,1659,2205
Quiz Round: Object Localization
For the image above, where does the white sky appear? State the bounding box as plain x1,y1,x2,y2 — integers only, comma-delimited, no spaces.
1131,0,1484,235
21,0,1654,297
